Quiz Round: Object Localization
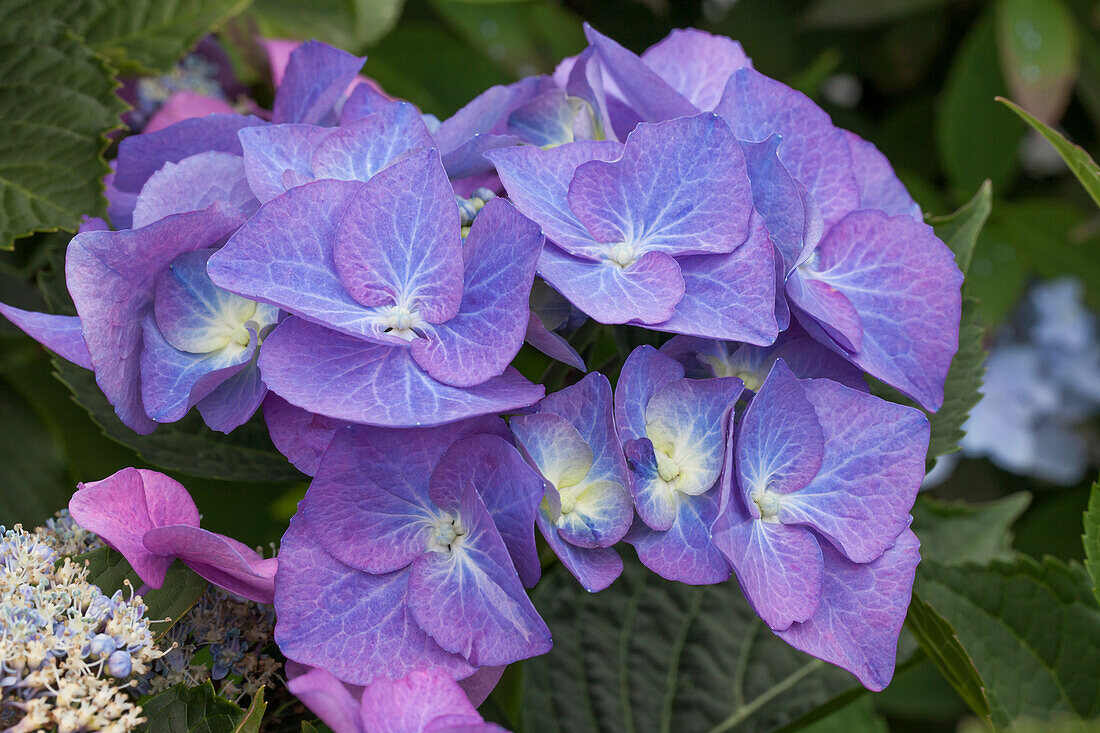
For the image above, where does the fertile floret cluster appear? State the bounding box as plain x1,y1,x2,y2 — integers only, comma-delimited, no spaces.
0,524,158,732
3,24,965,733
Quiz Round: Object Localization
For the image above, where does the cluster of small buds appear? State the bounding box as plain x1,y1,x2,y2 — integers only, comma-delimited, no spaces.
142,588,279,704
0,524,160,732
131,54,227,130
36,510,102,558
456,187,498,235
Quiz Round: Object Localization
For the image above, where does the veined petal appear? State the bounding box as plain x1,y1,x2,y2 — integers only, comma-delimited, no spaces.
536,510,622,593
262,394,347,477
311,102,435,183
407,484,551,667
143,525,277,603
509,412,594,491
239,124,333,204
554,479,634,549
777,528,920,691
735,360,824,501
614,345,684,444
274,515,474,686
153,249,259,354
196,359,268,434
258,318,544,427
640,29,752,112
844,131,921,219
132,151,258,228
626,489,730,585
567,115,751,257
273,41,364,125
0,304,92,369
622,437,678,531
411,198,542,387
786,271,863,353
334,150,463,322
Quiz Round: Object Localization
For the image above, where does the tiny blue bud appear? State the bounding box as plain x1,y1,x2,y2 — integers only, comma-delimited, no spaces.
107,649,132,678
470,187,496,203
456,196,478,226
87,633,116,659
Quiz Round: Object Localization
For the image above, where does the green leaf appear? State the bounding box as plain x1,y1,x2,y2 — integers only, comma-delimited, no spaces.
937,10,1025,199
801,0,960,29
52,358,303,483
0,372,75,525
912,493,1031,565
519,560,861,733
998,96,1100,208
1084,476,1100,606
76,546,207,640
137,681,245,733
1,0,254,74
925,296,985,465
251,0,405,53
233,688,265,733
995,0,1080,126
0,21,124,249
926,180,992,276
915,557,1100,728
793,697,887,733
905,592,993,722
430,0,585,77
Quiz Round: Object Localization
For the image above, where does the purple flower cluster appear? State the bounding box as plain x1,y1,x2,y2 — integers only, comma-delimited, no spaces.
8,25,963,728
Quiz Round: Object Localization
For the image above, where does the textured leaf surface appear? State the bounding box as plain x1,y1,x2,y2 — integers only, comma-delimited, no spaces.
0,21,124,249
137,681,245,733
1,0,254,73
912,493,1031,565
76,546,207,640
926,180,991,276
915,557,1100,728
1085,477,1100,606
53,358,302,482
233,687,265,733
998,97,1100,209
520,559,860,733
905,592,992,722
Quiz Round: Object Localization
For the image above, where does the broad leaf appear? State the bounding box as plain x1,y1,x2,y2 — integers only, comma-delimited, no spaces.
0,21,124,249
995,0,1080,126
926,180,992,276
520,559,862,733
0,373,74,525
905,592,992,722
1,0,254,74
76,546,207,640
915,557,1100,728
912,493,1031,565
937,10,1024,198
251,0,405,53
925,297,984,466
233,687,265,733
1085,476,1100,606
52,358,302,482
137,681,246,733
998,97,1100,209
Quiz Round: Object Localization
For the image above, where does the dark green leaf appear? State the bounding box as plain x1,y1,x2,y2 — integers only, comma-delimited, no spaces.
251,0,405,53
1084,476,1100,606
925,296,985,465
995,0,1080,126
520,559,861,733
905,592,992,722
1,0,254,74
801,0,960,29
233,688,265,733
915,557,1100,728
998,97,1100,208
137,681,245,733
0,21,124,249
52,358,303,482
937,10,1024,199
926,180,992,276
76,546,207,640
912,493,1031,565
0,371,74,525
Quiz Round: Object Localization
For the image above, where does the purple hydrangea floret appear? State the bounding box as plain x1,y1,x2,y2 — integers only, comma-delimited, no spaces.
712,359,927,689
274,417,550,686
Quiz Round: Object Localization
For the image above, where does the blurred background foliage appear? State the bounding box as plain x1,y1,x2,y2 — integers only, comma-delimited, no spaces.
1,0,1099,730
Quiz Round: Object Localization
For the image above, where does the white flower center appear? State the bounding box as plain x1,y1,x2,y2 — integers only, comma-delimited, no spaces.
608,243,637,268
753,490,782,523
427,513,467,552
382,305,423,341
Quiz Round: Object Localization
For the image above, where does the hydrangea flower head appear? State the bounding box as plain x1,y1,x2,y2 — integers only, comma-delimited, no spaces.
488,114,777,342
614,346,742,584
712,360,927,689
509,373,633,592
275,417,550,685
209,148,546,427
